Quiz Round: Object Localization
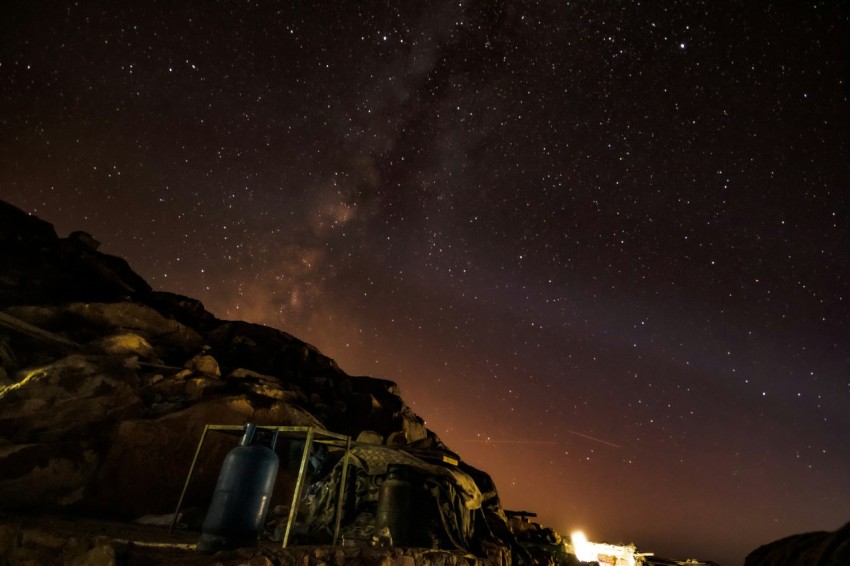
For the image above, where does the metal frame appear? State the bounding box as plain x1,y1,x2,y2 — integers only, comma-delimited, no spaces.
169,424,352,547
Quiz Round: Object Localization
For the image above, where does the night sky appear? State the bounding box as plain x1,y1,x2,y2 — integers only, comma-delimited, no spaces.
2,2,848,563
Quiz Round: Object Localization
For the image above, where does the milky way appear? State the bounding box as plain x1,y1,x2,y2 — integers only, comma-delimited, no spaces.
2,2,848,563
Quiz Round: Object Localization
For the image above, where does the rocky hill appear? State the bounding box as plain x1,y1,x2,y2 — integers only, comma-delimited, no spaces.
744,521,850,566
0,199,445,519
2,200,541,565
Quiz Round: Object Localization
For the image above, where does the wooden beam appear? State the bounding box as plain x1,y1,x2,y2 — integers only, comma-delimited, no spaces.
0,311,81,350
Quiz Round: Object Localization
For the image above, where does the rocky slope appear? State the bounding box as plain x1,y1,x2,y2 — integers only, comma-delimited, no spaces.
0,200,440,525
0,202,518,566
744,521,850,566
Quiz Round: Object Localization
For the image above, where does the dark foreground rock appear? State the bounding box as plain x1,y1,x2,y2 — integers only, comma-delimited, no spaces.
0,201,437,519
1,200,729,565
744,521,850,566
0,200,533,563
0,514,506,566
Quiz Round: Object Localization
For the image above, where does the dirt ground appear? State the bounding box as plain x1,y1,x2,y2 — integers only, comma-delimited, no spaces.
0,513,497,565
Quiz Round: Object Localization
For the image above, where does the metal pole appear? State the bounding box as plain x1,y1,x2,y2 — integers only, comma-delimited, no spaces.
170,424,211,533
283,427,315,547
332,436,352,545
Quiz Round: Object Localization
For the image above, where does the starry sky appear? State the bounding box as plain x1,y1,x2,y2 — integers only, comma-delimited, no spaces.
2,2,848,563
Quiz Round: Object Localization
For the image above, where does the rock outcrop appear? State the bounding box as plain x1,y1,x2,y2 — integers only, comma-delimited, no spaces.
0,201,152,306
745,522,850,566
0,200,442,522
0,514,506,566
1,200,551,565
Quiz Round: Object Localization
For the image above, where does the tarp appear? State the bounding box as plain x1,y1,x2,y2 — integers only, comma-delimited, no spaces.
304,443,515,559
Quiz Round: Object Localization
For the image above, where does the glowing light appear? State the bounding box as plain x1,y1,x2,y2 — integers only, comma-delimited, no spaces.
569,530,638,566
571,530,595,562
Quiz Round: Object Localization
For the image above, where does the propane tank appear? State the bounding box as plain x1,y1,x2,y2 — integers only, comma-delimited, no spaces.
197,423,279,552
374,464,411,547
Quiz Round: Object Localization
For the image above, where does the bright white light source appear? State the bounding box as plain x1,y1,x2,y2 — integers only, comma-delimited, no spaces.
571,531,595,562
570,530,638,566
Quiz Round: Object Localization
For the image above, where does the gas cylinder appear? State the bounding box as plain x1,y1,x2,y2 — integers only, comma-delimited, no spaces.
197,423,280,552
374,464,411,546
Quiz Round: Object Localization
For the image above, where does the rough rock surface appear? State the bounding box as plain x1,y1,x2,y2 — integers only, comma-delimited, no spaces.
0,201,532,565
744,522,850,566
0,201,445,523
0,515,509,566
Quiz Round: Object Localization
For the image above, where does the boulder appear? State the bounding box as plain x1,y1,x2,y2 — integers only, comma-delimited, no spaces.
745,522,850,566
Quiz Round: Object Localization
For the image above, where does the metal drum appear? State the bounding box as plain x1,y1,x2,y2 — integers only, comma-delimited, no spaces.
374,464,412,546
197,423,279,552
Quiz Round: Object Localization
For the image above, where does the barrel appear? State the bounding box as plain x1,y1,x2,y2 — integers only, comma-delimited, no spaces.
197,423,280,552
374,464,412,546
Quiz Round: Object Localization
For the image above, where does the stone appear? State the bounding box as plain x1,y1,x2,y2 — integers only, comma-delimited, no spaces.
67,231,101,251
70,543,117,566
356,430,383,444
186,376,225,400
93,333,156,358
228,367,275,380
21,528,67,549
0,354,144,443
185,353,221,377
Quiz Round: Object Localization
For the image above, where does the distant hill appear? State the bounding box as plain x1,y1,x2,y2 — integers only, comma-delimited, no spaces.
745,521,850,566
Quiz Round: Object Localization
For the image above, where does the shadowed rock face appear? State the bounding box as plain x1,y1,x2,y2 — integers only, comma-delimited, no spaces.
744,522,850,566
0,200,438,519
0,200,152,306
